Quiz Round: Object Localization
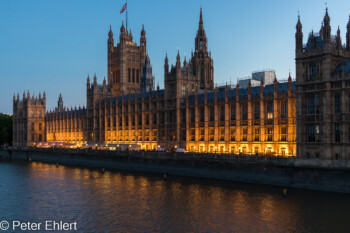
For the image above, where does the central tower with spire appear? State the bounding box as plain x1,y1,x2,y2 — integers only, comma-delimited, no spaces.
164,7,214,100
192,7,214,90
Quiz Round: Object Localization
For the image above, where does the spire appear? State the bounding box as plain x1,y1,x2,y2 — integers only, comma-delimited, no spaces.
323,7,331,42
195,7,207,53
336,26,342,49
108,25,113,38
296,13,303,51
199,7,203,29
141,24,145,36
176,50,181,64
140,24,146,48
93,73,97,85
120,20,125,32
165,53,168,64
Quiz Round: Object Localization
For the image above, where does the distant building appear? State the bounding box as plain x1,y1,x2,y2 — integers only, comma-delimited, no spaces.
238,79,261,89
252,71,275,85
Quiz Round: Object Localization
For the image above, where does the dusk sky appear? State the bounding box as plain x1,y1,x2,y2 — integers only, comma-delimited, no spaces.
1,0,349,113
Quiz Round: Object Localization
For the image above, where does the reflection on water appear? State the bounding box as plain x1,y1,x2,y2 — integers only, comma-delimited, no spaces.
0,161,349,233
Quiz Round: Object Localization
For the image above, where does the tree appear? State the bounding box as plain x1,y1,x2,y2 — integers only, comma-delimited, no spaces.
0,114,13,146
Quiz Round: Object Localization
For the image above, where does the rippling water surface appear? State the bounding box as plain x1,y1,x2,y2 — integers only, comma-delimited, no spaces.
0,161,349,233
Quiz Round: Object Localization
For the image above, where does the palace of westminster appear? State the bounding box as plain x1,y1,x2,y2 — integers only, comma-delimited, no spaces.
12,8,350,159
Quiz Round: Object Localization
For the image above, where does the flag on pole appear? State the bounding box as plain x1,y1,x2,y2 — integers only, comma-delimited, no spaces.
120,2,127,14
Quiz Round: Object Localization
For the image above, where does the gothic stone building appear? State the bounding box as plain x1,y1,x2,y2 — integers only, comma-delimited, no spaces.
25,8,350,158
296,9,350,160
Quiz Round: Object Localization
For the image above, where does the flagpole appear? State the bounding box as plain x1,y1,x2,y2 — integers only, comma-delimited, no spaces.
126,0,128,29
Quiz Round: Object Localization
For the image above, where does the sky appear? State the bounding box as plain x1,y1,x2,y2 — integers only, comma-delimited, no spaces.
0,0,349,113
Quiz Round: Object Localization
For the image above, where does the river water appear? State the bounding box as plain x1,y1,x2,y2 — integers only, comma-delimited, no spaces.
0,161,349,233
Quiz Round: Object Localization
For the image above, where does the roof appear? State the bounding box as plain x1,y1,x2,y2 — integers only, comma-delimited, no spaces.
189,81,295,104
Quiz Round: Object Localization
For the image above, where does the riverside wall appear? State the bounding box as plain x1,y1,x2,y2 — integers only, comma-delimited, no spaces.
1,147,350,193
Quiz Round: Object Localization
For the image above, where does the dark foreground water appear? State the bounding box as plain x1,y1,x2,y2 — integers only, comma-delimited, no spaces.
0,161,350,233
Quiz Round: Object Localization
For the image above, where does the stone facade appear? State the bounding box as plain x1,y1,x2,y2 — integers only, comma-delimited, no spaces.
13,92,46,147
295,9,350,159
14,8,301,157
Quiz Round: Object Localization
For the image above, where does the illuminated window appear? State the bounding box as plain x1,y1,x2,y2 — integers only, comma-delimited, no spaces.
267,102,273,119
267,127,273,141
230,127,235,141
254,128,260,141
308,125,320,142
242,128,247,141
182,85,186,97
281,127,287,141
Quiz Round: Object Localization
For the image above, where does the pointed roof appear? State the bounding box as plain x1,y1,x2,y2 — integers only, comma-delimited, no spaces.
199,7,203,28
108,25,113,38
323,7,330,25
296,14,302,29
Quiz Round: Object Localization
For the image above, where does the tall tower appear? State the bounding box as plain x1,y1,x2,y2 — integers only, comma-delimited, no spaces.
295,8,350,160
13,91,46,146
191,7,214,90
107,21,147,96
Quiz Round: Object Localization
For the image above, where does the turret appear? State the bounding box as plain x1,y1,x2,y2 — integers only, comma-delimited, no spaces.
322,8,331,43
140,24,146,49
336,26,342,49
87,75,90,89
288,72,292,97
296,14,303,51
108,25,114,48
119,20,126,43
93,74,97,86
176,50,181,75
164,53,169,74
